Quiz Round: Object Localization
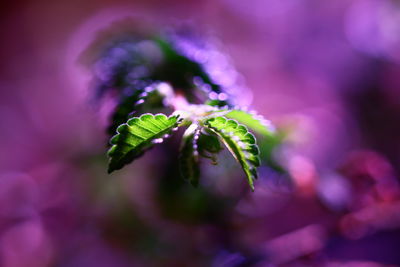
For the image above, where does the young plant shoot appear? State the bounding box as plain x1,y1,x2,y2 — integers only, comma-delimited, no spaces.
90,32,279,191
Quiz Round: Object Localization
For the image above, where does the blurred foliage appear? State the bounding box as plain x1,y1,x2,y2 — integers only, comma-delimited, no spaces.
90,30,286,191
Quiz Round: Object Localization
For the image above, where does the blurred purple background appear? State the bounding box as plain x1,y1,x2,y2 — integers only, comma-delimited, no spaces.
1,0,400,266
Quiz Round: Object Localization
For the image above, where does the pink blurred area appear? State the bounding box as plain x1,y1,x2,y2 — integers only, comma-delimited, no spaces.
1,0,400,266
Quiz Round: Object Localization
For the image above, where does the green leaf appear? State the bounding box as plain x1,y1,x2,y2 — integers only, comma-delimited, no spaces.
153,38,227,103
197,128,223,164
179,124,201,186
108,82,170,137
205,99,231,108
225,109,275,138
226,109,286,173
204,117,260,191
108,113,180,173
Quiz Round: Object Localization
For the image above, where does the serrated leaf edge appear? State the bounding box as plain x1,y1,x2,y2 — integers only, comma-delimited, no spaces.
107,113,179,173
204,116,260,191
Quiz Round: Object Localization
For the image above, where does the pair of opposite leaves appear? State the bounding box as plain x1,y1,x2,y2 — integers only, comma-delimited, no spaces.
107,109,276,191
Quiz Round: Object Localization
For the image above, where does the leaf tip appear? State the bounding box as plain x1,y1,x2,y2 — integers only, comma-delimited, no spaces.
107,165,115,174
